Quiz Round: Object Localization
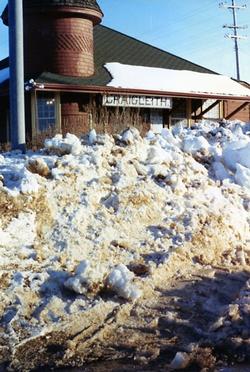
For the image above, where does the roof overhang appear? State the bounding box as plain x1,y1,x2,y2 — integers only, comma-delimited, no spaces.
33,83,250,102
104,63,250,101
1,65,250,101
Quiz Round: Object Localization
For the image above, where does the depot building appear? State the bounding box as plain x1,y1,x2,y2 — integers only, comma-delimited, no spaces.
0,0,250,145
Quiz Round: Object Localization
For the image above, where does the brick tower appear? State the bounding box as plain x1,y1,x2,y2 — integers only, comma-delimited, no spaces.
2,0,103,77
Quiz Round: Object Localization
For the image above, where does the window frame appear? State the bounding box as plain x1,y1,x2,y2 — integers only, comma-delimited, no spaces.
31,90,61,140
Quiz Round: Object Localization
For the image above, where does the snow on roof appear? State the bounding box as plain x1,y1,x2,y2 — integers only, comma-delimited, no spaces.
0,67,9,84
105,63,250,98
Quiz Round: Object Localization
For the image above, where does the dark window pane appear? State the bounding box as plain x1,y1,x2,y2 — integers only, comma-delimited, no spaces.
37,93,56,132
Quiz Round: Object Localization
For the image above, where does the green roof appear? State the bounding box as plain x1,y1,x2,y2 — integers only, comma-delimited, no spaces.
0,57,9,70
0,25,216,89
36,25,216,86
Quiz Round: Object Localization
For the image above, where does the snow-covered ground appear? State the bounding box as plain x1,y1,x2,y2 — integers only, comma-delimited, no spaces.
0,120,249,369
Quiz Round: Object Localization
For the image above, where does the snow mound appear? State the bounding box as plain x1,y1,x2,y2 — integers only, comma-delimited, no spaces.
0,119,250,368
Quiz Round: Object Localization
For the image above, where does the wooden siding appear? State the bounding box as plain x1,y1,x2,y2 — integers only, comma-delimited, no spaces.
224,100,250,121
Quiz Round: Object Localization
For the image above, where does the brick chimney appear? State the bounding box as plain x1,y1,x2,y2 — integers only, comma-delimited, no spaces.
2,0,103,77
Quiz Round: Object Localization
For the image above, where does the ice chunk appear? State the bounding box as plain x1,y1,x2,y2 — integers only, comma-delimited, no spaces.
64,260,105,295
88,129,97,145
161,128,181,148
222,141,250,171
182,136,210,154
26,157,50,177
170,352,191,369
212,161,230,181
235,163,250,189
45,133,82,156
145,145,173,165
107,264,141,301
64,260,91,294
146,130,156,140
121,127,141,144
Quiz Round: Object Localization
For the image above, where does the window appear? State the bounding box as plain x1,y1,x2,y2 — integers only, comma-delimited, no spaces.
37,92,56,132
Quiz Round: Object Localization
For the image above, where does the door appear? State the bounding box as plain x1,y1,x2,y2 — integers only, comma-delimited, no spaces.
150,109,163,133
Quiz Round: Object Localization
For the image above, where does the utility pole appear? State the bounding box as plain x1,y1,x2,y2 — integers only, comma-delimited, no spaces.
220,0,248,80
8,0,26,151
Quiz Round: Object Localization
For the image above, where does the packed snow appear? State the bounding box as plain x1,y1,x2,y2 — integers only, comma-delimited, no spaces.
0,119,249,367
105,62,250,97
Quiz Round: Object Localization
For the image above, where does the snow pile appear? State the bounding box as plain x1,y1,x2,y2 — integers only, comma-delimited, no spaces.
105,62,250,97
175,120,250,189
0,120,250,366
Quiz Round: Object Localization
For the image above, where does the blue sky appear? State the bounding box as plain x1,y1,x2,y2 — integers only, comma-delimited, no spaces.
0,0,249,82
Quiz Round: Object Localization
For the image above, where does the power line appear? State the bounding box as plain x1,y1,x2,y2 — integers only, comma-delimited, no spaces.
139,2,215,41
220,0,248,80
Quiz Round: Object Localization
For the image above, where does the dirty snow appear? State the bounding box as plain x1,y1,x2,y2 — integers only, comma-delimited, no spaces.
0,119,250,368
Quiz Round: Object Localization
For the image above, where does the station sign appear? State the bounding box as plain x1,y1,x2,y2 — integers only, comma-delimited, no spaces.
102,94,172,109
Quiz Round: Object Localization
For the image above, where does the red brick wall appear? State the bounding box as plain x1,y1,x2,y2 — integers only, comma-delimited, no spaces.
61,93,90,135
60,93,151,136
24,12,95,77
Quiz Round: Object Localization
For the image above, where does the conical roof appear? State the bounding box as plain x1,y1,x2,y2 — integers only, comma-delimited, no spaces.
1,0,103,25
23,0,102,13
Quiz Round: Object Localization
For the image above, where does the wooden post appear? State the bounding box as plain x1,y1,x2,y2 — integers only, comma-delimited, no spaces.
219,101,224,119
55,92,61,133
186,99,192,128
31,90,37,142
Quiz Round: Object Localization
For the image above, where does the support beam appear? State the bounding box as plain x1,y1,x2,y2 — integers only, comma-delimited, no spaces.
225,101,249,120
193,100,221,120
8,0,26,151
186,99,192,128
